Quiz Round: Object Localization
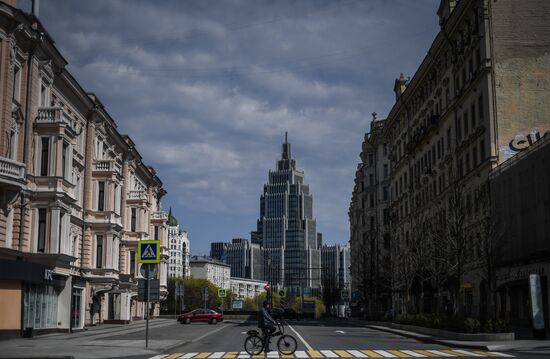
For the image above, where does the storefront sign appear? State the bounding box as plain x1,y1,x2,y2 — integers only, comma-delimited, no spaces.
44,269,53,281
509,130,549,152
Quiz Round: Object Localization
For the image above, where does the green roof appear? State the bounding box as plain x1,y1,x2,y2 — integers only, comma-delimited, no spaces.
168,207,178,226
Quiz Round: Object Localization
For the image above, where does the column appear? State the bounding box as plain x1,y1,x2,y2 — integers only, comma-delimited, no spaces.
50,207,60,253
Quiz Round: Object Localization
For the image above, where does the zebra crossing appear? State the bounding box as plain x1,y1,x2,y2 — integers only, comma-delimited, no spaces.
149,349,515,359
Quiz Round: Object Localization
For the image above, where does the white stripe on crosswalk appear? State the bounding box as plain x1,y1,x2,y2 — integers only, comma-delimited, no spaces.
347,350,368,358
209,353,225,358
295,351,309,358
452,350,485,357
148,356,167,359
267,352,280,358
426,350,456,357
400,351,427,357
488,352,515,358
321,350,339,358
181,353,199,359
373,350,397,358
237,352,250,359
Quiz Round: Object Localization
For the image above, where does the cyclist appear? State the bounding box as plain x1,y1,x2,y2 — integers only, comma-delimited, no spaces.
258,300,277,351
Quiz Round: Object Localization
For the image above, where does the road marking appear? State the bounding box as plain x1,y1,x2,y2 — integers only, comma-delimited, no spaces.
488,353,514,358
334,350,353,357
425,350,455,357
440,350,467,357
288,323,313,351
373,350,397,358
452,350,485,357
321,350,339,358
347,350,368,358
399,351,426,358
410,351,437,357
210,353,225,358
237,352,250,359
295,351,309,358
308,350,324,358
267,352,280,358
336,330,346,334
148,356,167,359
360,351,383,358
401,350,426,358
223,353,238,358
165,354,184,359
195,353,212,359
387,350,412,358
181,353,199,359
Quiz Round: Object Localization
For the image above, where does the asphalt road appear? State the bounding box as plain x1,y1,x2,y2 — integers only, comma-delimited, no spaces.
135,318,546,359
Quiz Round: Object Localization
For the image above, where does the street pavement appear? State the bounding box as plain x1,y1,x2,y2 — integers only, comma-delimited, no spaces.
0,318,547,359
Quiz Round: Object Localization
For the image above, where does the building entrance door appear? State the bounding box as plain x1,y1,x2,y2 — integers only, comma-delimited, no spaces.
71,288,83,329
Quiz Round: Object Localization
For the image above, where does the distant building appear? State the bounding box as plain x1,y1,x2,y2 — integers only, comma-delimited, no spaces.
230,277,268,300
189,256,231,289
251,133,321,292
321,244,351,291
317,233,323,248
167,209,190,279
211,239,263,280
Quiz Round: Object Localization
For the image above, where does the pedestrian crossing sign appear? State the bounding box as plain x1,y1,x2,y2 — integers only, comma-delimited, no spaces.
138,240,161,263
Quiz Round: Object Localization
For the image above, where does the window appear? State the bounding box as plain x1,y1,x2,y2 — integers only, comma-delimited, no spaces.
473,146,478,167
58,212,64,253
368,154,374,166
62,142,69,180
98,182,105,211
383,164,388,179
369,174,374,186
480,139,486,161
37,208,47,253
465,153,471,173
40,137,49,176
478,95,484,120
13,65,21,102
463,111,469,135
131,208,137,232
446,128,451,151
130,251,136,276
40,82,49,107
369,194,374,208
457,116,462,141
96,235,103,268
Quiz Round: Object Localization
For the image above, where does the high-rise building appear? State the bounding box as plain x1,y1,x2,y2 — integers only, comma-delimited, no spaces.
211,239,263,280
167,209,190,279
252,133,321,292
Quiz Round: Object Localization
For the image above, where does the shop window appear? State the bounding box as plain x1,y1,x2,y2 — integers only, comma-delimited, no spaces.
23,284,58,329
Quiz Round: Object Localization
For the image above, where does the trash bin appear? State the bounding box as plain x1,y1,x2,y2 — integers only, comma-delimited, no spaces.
22,327,33,338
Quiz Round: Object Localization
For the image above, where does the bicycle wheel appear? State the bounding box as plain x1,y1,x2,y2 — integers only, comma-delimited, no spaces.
244,335,264,355
277,334,297,355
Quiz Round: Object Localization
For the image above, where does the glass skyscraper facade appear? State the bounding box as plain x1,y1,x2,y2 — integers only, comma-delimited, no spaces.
251,134,321,292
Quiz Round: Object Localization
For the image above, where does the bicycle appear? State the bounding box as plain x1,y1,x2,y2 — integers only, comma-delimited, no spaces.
244,319,297,355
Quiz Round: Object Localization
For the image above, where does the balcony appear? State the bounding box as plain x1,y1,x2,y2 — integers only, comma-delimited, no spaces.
36,107,79,136
0,156,25,187
94,159,116,172
127,190,148,201
152,211,168,221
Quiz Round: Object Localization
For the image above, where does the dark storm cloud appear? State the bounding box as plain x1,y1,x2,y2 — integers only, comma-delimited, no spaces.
34,0,439,253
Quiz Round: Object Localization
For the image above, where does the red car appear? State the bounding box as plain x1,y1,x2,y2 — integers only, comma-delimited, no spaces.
179,309,223,324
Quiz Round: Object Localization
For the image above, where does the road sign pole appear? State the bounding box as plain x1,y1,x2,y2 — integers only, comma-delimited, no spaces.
146,266,150,349
174,285,177,320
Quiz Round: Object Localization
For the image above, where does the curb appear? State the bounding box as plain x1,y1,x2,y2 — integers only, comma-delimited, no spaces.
364,325,490,350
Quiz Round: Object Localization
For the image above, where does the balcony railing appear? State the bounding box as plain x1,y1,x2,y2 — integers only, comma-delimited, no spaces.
152,211,168,221
127,190,148,200
36,107,63,123
0,156,25,184
94,159,116,172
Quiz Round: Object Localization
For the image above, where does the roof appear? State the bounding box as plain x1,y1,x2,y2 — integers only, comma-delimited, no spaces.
168,207,178,226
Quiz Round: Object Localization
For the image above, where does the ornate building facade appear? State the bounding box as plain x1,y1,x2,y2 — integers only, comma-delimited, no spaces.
0,0,168,337
167,209,190,279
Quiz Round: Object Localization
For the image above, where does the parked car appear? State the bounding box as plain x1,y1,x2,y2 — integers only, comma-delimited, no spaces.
179,309,223,324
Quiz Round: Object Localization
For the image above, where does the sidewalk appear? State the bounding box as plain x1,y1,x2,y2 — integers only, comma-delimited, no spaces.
346,318,550,353
0,318,179,359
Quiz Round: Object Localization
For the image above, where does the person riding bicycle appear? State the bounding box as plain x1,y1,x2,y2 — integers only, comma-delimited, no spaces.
258,300,277,351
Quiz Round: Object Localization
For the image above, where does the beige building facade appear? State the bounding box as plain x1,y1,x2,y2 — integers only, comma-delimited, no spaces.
0,1,168,338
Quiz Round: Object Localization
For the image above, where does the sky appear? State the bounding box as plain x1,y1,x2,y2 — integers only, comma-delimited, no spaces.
29,0,440,256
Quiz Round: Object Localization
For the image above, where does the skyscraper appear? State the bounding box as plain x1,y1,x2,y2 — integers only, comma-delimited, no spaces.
251,133,321,292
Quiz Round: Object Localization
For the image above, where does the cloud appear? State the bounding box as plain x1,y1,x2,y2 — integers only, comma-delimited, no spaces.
38,0,441,254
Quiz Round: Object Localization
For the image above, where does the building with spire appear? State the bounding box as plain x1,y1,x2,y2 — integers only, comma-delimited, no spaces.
167,209,190,278
251,133,321,293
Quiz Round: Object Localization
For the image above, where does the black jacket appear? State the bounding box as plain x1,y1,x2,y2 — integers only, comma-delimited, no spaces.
258,307,276,328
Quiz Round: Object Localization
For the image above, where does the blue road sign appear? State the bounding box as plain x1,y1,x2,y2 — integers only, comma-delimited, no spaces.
138,240,160,263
